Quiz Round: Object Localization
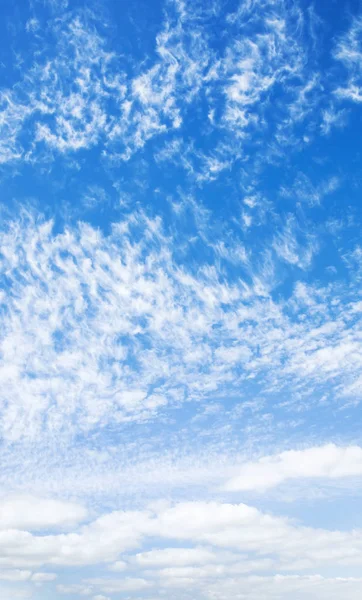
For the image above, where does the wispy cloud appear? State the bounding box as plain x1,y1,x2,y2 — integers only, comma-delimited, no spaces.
334,17,362,103
0,207,361,447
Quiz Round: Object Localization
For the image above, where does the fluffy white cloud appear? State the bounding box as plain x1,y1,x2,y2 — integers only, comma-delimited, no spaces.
1,497,361,599
224,444,362,491
1,498,362,574
0,495,87,530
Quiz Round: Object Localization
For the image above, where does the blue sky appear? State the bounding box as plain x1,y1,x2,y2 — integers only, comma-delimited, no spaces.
1,0,362,598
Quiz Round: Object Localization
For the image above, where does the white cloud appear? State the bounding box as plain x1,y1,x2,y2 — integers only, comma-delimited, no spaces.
334,17,362,103
196,575,362,600
0,570,31,582
224,444,362,491
280,173,340,206
134,547,216,567
0,588,32,600
2,499,362,596
0,495,87,530
206,0,318,156
108,560,127,572
57,583,93,595
272,215,318,269
0,211,362,445
86,577,150,593
0,92,32,164
0,2,212,165
0,0,337,174
31,572,57,582
320,107,347,135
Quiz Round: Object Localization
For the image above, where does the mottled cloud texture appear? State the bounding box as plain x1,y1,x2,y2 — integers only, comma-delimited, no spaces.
1,0,362,599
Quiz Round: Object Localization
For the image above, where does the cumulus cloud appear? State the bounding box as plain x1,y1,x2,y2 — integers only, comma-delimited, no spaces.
225,444,362,491
0,495,87,530
2,498,362,597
